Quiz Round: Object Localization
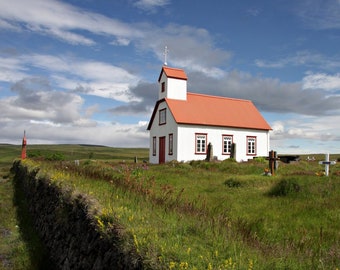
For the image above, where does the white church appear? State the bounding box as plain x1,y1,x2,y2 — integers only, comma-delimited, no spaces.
147,66,272,164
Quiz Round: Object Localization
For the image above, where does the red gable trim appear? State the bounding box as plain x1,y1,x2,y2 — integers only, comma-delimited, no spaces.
158,66,188,82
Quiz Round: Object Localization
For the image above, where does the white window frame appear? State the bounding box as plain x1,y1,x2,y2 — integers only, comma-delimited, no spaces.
222,135,233,155
195,133,207,154
247,136,256,155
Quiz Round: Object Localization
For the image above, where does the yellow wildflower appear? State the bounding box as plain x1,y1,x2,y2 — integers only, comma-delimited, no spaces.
169,261,176,269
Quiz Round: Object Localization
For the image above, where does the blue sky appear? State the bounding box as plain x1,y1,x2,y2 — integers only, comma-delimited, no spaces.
0,0,340,154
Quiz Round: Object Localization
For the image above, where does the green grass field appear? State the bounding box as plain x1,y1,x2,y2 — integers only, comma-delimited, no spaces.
0,145,53,270
1,144,340,269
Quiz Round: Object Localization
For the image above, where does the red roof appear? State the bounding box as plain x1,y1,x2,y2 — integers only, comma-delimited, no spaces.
148,92,271,130
158,66,188,82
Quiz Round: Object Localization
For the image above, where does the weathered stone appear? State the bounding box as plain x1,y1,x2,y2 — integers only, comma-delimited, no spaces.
11,160,143,270
61,257,70,270
93,255,104,270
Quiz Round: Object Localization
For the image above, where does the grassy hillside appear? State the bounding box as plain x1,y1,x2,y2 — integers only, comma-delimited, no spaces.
1,144,340,269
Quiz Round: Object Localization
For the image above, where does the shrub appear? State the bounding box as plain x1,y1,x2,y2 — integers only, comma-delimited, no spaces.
46,153,65,161
267,178,301,197
28,150,43,158
224,178,242,188
253,157,266,163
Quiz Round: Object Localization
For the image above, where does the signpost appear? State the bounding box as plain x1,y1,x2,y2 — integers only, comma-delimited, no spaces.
318,153,336,176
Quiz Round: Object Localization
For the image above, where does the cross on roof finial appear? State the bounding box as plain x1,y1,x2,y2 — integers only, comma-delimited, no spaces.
163,46,169,66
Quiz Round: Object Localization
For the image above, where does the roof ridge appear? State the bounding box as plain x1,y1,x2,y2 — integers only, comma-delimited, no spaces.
162,66,185,71
187,92,251,102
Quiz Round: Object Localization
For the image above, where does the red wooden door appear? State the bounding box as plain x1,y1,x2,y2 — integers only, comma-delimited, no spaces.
159,136,166,164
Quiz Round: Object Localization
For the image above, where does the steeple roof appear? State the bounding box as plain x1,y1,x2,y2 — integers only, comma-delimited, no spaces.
158,66,187,82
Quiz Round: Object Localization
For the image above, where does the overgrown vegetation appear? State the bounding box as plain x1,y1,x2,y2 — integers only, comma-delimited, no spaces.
266,178,301,196
0,145,51,270
1,144,340,269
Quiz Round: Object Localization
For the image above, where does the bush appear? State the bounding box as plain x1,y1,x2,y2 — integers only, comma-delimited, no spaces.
224,178,242,188
253,157,266,163
28,150,42,158
267,178,301,197
46,153,65,161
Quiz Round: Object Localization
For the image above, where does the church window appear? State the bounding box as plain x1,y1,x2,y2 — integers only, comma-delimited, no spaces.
152,136,156,156
195,133,207,154
247,136,256,155
169,133,173,155
222,135,233,154
159,108,166,125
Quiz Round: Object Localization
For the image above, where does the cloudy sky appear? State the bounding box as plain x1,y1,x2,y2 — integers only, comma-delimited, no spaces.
0,0,339,154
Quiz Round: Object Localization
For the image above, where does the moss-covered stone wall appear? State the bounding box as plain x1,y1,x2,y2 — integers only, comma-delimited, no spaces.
11,160,142,270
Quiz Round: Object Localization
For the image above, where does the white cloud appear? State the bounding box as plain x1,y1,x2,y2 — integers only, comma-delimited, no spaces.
30,120,61,127
255,51,340,70
296,0,340,30
188,70,340,116
0,0,339,153
134,0,170,11
0,80,84,124
270,114,340,141
0,53,140,102
110,37,131,46
0,57,28,82
0,0,231,79
139,24,231,77
84,104,99,118
0,119,149,148
269,113,340,154
47,27,95,46
0,0,142,46
302,72,340,91
0,18,21,31
270,121,285,136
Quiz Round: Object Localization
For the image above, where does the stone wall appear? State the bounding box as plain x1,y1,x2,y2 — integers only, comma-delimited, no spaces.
11,160,143,270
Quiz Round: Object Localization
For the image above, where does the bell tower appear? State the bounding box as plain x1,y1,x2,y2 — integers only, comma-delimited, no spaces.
158,66,187,101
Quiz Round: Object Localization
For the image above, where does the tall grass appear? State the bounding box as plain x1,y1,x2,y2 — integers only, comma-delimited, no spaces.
0,147,51,270
37,156,340,269
2,144,340,269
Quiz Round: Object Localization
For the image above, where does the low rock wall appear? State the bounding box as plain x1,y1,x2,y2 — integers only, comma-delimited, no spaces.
11,160,142,270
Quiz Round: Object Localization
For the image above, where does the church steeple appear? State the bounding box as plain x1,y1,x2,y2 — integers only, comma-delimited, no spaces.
158,66,187,101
